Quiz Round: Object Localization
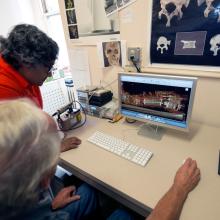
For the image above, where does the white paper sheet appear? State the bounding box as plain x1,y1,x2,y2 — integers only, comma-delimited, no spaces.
69,48,91,88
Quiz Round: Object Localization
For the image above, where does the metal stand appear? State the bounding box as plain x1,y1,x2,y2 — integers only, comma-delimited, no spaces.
137,123,164,141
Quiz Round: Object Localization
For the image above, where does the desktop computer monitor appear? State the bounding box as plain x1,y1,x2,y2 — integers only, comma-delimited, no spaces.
118,72,197,139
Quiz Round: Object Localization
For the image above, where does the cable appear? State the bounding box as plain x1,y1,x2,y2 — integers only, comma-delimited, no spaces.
102,78,118,89
88,90,97,103
130,56,141,73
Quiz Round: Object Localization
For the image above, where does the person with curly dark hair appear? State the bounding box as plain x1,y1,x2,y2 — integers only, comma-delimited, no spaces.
0,24,81,151
0,24,58,106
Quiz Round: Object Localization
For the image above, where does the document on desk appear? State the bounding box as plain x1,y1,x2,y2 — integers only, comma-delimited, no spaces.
69,48,91,88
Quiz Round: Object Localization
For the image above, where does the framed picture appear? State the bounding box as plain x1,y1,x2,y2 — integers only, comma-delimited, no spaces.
105,0,136,16
66,9,77,24
102,41,122,67
65,0,74,9
105,0,117,15
150,0,220,67
97,40,127,67
68,25,79,39
117,0,124,8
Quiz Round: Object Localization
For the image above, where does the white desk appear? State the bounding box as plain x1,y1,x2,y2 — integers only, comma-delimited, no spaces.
60,116,220,220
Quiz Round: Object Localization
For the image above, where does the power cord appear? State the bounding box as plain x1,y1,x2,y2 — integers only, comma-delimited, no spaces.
130,56,141,73
103,78,118,89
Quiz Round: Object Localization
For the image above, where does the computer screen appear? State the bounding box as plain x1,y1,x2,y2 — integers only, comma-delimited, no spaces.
118,72,197,133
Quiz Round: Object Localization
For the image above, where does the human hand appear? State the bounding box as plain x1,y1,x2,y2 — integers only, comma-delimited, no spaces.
51,186,80,210
61,136,81,152
172,158,200,197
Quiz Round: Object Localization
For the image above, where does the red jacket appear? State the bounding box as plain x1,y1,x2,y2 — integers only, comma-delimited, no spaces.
0,56,43,108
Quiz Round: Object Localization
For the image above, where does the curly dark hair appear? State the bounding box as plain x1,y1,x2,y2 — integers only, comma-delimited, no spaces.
0,24,59,70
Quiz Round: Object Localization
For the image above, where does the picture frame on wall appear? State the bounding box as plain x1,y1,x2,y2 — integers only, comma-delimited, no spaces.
68,25,79,39
105,0,137,16
66,9,77,24
97,40,127,68
150,0,220,67
65,0,74,9
64,0,79,39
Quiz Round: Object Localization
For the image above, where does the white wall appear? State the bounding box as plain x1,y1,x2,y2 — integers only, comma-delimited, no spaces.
93,0,111,31
74,0,94,33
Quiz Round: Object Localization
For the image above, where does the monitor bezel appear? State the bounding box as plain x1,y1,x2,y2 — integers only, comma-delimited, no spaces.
118,72,197,132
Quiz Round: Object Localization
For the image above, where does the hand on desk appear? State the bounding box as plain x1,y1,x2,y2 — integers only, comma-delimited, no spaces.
61,136,81,152
51,186,80,210
147,158,200,220
173,158,200,197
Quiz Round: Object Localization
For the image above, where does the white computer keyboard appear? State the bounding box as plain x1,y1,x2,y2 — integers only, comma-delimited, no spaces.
88,131,153,167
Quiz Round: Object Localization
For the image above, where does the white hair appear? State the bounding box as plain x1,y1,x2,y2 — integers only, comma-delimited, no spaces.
0,99,61,217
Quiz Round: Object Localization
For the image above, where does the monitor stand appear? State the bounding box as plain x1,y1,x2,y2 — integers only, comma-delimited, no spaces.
137,123,164,141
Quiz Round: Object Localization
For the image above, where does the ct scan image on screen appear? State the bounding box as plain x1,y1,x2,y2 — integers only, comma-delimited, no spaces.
121,82,190,122
118,73,197,135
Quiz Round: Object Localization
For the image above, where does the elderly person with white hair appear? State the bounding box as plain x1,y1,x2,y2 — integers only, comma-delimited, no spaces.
0,99,97,220
0,99,201,220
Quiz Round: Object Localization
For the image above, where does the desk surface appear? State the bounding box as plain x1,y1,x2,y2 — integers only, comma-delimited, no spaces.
60,116,220,220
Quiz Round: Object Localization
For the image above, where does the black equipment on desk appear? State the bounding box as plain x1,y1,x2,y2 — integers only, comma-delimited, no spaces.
77,87,113,107
89,89,113,106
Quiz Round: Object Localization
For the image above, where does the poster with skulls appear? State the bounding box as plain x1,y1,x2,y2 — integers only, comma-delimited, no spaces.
104,0,137,16
97,40,127,68
150,0,220,66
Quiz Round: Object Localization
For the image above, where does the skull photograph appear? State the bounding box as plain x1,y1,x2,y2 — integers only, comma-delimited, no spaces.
102,41,122,67
65,0,74,9
151,0,220,66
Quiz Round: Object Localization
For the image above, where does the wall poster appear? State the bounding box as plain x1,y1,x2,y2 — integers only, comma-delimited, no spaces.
150,0,220,66
64,0,79,39
97,40,127,68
